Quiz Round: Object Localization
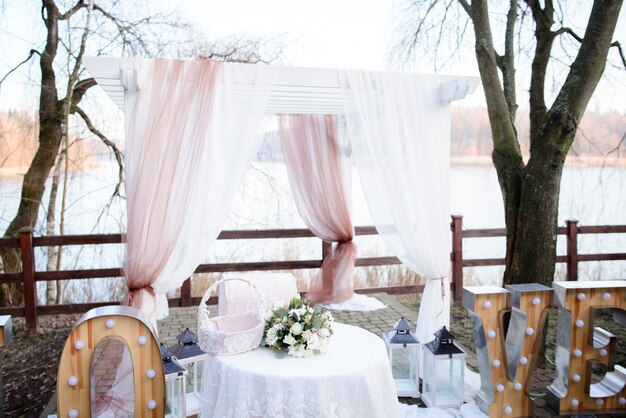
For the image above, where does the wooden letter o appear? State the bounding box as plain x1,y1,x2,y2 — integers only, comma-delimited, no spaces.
56,306,165,417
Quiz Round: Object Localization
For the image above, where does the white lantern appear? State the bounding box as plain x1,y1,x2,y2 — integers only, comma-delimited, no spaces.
383,317,420,398
421,326,466,408
169,328,209,416
161,343,187,418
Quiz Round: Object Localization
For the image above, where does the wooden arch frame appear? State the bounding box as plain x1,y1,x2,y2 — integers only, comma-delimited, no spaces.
56,306,165,417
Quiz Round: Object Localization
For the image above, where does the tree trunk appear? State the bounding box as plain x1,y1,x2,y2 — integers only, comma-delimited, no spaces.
506,141,566,286
0,1,63,306
45,151,64,304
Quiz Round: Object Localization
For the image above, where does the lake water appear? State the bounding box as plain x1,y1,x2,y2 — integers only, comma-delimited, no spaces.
1,162,625,303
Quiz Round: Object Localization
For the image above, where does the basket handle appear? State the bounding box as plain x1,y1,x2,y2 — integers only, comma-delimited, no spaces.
198,277,266,320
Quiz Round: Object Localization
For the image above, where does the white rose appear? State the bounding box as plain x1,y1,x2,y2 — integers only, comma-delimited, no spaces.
301,330,312,341
290,322,303,336
307,333,321,350
265,327,277,345
283,335,297,345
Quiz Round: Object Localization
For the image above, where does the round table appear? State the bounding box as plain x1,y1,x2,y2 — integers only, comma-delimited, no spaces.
200,323,401,418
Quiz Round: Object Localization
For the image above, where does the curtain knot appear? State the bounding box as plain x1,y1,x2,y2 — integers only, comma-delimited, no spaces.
123,285,155,308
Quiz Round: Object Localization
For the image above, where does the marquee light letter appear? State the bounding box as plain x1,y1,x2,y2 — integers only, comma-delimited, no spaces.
547,280,626,414
57,306,165,417
463,284,553,418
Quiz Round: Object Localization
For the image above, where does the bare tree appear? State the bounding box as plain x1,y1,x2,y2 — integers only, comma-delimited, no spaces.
0,0,283,306
397,0,624,286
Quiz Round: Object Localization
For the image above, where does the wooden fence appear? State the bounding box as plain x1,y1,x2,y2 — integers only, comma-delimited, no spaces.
1,215,625,328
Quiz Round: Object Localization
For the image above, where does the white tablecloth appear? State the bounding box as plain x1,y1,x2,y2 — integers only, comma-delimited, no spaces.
200,323,401,418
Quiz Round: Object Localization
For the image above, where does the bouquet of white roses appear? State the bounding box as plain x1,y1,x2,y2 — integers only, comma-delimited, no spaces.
263,296,334,358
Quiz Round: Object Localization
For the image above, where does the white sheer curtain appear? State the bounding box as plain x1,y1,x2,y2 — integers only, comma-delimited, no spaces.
123,60,277,323
339,70,451,344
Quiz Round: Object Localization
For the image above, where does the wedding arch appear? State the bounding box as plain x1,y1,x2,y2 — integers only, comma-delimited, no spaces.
83,57,478,344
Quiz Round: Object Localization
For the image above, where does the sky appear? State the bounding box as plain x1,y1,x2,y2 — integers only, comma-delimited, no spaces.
0,0,625,112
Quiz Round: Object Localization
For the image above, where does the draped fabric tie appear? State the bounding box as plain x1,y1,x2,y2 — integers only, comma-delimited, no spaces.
310,240,357,304
122,285,155,310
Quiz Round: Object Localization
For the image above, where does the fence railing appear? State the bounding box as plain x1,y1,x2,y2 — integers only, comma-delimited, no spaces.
1,215,625,328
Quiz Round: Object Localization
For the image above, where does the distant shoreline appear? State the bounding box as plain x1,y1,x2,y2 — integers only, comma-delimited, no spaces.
451,155,626,167
2,156,625,179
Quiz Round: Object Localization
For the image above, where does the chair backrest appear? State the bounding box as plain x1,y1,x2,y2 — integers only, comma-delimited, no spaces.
218,272,298,316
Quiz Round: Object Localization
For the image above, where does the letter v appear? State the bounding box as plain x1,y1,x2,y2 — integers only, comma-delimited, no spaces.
463,284,553,418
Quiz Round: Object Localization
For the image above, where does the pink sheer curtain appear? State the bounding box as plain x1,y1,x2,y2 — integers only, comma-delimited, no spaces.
122,59,221,320
278,114,356,304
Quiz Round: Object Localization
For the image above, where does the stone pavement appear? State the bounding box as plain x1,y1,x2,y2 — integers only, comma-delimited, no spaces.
157,294,626,418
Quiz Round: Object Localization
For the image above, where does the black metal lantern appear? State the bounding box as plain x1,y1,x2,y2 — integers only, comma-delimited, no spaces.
383,317,420,398
161,343,187,418
169,328,209,416
422,326,466,408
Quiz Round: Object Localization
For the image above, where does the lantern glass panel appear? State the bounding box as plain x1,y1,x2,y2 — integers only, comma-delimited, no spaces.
389,345,419,397
165,373,186,418
422,350,465,408
176,356,206,415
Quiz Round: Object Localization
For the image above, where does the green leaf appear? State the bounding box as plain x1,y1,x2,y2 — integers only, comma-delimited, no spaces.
312,318,321,329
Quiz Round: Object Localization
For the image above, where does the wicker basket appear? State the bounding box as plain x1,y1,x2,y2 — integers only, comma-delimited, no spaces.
197,277,265,356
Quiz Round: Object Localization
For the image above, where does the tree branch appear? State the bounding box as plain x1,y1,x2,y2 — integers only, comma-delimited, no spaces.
502,0,518,120
554,26,583,42
470,0,520,157
548,0,624,150
72,106,124,198
611,40,626,69
457,0,472,18
71,78,96,105
527,0,556,146
0,49,40,88
59,0,85,20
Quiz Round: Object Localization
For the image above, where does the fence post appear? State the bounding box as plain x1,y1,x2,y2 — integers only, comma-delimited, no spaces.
450,215,464,302
19,227,37,329
181,278,192,307
566,220,579,282
322,241,332,263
